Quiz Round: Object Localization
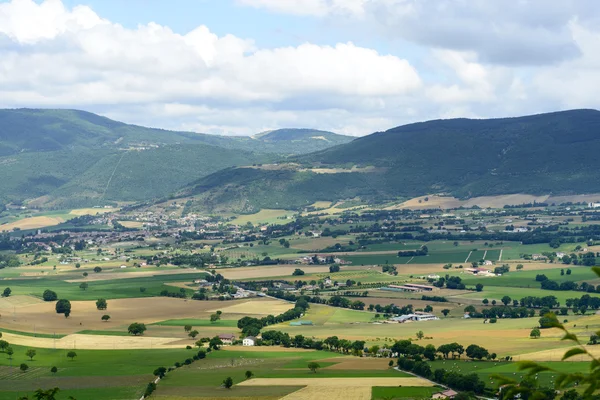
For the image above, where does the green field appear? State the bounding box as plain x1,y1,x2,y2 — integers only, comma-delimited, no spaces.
372,386,442,399
1,273,206,301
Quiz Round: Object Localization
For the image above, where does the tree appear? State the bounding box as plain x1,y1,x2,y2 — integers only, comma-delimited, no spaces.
308,362,320,373
42,290,58,302
26,349,36,360
96,298,107,310
153,366,167,378
79,282,88,291
516,264,524,270
101,314,110,322
223,376,233,389
184,325,192,333
82,272,88,277
2,287,11,297
93,266,102,273
501,295,512,306
424,305,433,313
416,330,425,340
388,360,394,367
20,363,28,372
128,322,147,336
245,370,254,379
209,336,223,350
67,351,77,360
292,268,305,276
55,299,71,315
6,347,13,359
210,313,221,323
329,265,340,273
530,328,541,339
441,309,450,317
51,366,58,374
475,283,484,292
482,298,489,305
466,344,489,360
0,340,8,352
188,330,199,339
75,263,81,269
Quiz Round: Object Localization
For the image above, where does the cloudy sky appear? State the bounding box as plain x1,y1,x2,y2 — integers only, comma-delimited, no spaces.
1,0,599,136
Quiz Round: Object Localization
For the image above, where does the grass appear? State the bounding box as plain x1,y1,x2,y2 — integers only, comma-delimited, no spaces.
2,273,207,300
372,386,441,399
0,328,66,339
152,319,239,328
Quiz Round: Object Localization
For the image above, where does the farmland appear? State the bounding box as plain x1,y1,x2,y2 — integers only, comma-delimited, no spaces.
1,198,600,398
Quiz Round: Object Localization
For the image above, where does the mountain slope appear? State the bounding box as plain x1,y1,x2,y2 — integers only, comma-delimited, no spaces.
0,109,350,206
0,109,351,156
181,109,600,211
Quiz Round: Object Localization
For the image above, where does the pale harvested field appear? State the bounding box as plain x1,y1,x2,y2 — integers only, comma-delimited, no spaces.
0,216,65,231
231,209,295,225
321,357,391,370
0,295,43,309
0,332,182,350
117,220,145,228
208,299,292,315
513,345,600,362
69,207,117,216
216,265,333,280
281,386,371,400
65,268,204,283
392,194,551,210
0,297,273,334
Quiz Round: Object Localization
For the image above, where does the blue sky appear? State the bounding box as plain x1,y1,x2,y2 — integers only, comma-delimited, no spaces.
0,0,598,135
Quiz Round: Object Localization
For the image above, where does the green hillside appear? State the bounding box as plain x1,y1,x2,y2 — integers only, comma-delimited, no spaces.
181,109,600,211
0,109,350,156
0,109,350,206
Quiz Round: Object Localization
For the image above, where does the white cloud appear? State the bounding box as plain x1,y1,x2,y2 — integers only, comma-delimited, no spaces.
0,0,599,137
0,0,422,135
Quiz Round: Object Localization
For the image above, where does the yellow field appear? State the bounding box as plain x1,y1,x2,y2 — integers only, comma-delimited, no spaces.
117,220,144,228
0,295,43,310
391,194,551,210
0,216,65,231
232,209,295,225
69,207,117,216
0,297,275,334
239,377,433,400
0,332,182,350
208,299,293,315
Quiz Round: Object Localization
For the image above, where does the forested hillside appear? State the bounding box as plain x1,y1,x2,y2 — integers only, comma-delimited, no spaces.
181,109,600,212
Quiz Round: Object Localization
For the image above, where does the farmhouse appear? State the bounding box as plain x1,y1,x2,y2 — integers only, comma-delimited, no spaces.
432,389,458,399
389,312,439,323
243,336,257,346
218,334,236,345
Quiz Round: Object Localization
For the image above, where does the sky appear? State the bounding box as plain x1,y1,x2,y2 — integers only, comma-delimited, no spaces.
0,0,599,136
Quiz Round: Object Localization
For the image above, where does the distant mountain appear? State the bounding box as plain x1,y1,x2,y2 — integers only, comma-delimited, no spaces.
0,109,351,156
253,128,352,150
0,109,349,207
181,109,600,212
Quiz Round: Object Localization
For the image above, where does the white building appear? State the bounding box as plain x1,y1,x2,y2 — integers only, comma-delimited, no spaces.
389,313,439,323
243,336,256,346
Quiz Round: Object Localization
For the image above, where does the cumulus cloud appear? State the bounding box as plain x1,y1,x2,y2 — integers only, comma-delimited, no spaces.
240,0,599,66
0,0,599,136
0,0,423,135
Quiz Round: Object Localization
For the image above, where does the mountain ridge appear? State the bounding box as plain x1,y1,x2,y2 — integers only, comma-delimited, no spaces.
180,109,600,212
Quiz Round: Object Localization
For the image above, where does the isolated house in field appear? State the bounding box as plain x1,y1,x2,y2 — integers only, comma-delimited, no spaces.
218,334,236,345
432,389,458,399
242,336,256,346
